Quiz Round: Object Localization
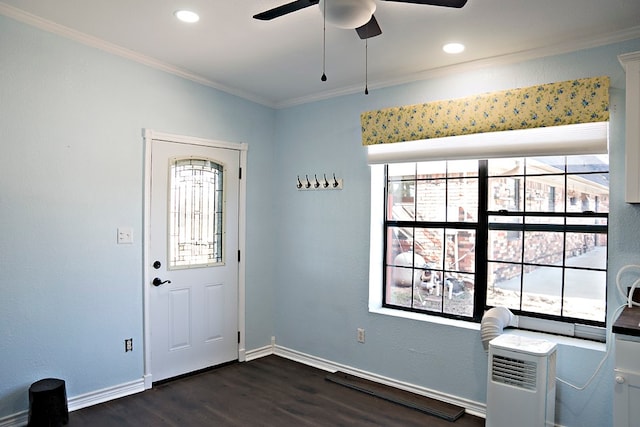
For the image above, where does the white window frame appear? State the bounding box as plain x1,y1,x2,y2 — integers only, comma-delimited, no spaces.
367,123,609,341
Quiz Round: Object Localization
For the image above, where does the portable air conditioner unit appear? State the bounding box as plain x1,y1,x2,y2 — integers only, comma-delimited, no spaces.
486,334,557,427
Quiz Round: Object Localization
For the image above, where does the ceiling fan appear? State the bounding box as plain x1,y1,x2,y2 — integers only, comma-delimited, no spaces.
253,0,468,40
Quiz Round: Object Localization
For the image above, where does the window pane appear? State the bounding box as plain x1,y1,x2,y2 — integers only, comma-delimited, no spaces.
565,233,607,269
489,215,523,226
525,215,564,225
414,278,443,313
447,160,479,178
488,177,524,211
416,179,445,221
523,231,564,264
566,173,609,213
445,229,475,273
488,229,523,263
388,162,416,180
567,154,609,173
443,273,474,316
414,228,444,270
169,158,223,269
521,266,563,315
566,217,608,226
448,178,478,221
563,269,606,322
417,160,447,177
525,175,564,212
386,226,414,264
488,157,524,176
388,181,416,221
487,262,522,310
385,265,412,308
390,262,419,288
527,157,565,174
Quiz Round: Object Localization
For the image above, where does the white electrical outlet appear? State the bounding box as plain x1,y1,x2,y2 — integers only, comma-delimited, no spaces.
357,328,365,343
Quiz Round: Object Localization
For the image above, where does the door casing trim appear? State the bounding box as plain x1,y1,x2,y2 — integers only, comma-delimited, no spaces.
142,129,248,389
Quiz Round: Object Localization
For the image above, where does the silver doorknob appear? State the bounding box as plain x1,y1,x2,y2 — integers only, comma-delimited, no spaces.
616,375,625,384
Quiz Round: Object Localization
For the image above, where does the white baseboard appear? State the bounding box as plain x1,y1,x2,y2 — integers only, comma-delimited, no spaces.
0,378,145,427
68,379,145,412
0,411,27,427
245,343,275,361
143,373,153,390
275,345,487,418
246,342,487,419
1,346,488,427
245,336,276,361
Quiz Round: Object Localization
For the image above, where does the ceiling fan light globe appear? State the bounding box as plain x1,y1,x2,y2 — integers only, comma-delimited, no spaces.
319,0,376,29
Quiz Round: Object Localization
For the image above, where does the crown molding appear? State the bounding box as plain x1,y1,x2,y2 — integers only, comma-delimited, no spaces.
0,2,276,108
619,50,640,67
2,2,639,110
275,25,640,109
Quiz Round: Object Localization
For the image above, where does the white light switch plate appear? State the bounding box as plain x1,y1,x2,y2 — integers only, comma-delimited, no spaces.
117,227,133,244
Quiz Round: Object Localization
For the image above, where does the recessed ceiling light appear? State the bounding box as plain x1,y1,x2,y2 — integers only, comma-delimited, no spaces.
174,10,200,23
443,43,465,54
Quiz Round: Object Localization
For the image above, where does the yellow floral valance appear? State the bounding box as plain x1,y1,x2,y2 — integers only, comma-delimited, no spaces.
360,76,610,146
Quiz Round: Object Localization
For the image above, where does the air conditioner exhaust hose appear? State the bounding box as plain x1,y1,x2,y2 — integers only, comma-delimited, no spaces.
480,307,516,351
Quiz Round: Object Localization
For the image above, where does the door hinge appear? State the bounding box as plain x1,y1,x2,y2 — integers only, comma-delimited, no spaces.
239,167,242,179
238,250,241,263
238,331,241,344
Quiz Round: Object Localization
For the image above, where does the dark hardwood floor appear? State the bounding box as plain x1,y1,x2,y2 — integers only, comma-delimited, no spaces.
70,355,485,426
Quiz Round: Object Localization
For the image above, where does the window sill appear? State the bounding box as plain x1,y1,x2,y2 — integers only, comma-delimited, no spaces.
370,306,481,331
501,328,606,352
369,306,606,353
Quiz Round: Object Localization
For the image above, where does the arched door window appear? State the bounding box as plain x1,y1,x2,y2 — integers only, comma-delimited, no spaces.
168,158,224,269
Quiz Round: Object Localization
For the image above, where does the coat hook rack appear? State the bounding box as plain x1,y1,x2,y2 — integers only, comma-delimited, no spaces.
297,173,343,191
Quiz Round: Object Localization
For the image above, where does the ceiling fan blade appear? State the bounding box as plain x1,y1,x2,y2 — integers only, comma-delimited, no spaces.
253,0,320,20
382,0,468,8
356,15,382,40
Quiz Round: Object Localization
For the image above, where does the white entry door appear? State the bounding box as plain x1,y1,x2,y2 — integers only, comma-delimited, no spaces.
149,137,240,382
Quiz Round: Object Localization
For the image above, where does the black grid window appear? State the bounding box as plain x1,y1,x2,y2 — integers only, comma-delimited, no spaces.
382,155,609,329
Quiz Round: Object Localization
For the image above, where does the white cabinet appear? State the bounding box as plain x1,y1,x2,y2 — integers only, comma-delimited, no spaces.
619,51,640,203
614,335,640,426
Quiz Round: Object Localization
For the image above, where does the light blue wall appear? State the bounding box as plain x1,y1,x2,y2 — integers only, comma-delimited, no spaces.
3,10,640,427
272,39,640,427
0,15,277,417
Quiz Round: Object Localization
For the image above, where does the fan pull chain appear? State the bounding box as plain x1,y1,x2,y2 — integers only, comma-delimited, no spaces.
321,0,327,82
365,38,369,95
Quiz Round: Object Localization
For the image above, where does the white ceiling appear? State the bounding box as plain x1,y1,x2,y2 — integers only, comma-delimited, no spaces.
2,0,640,108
